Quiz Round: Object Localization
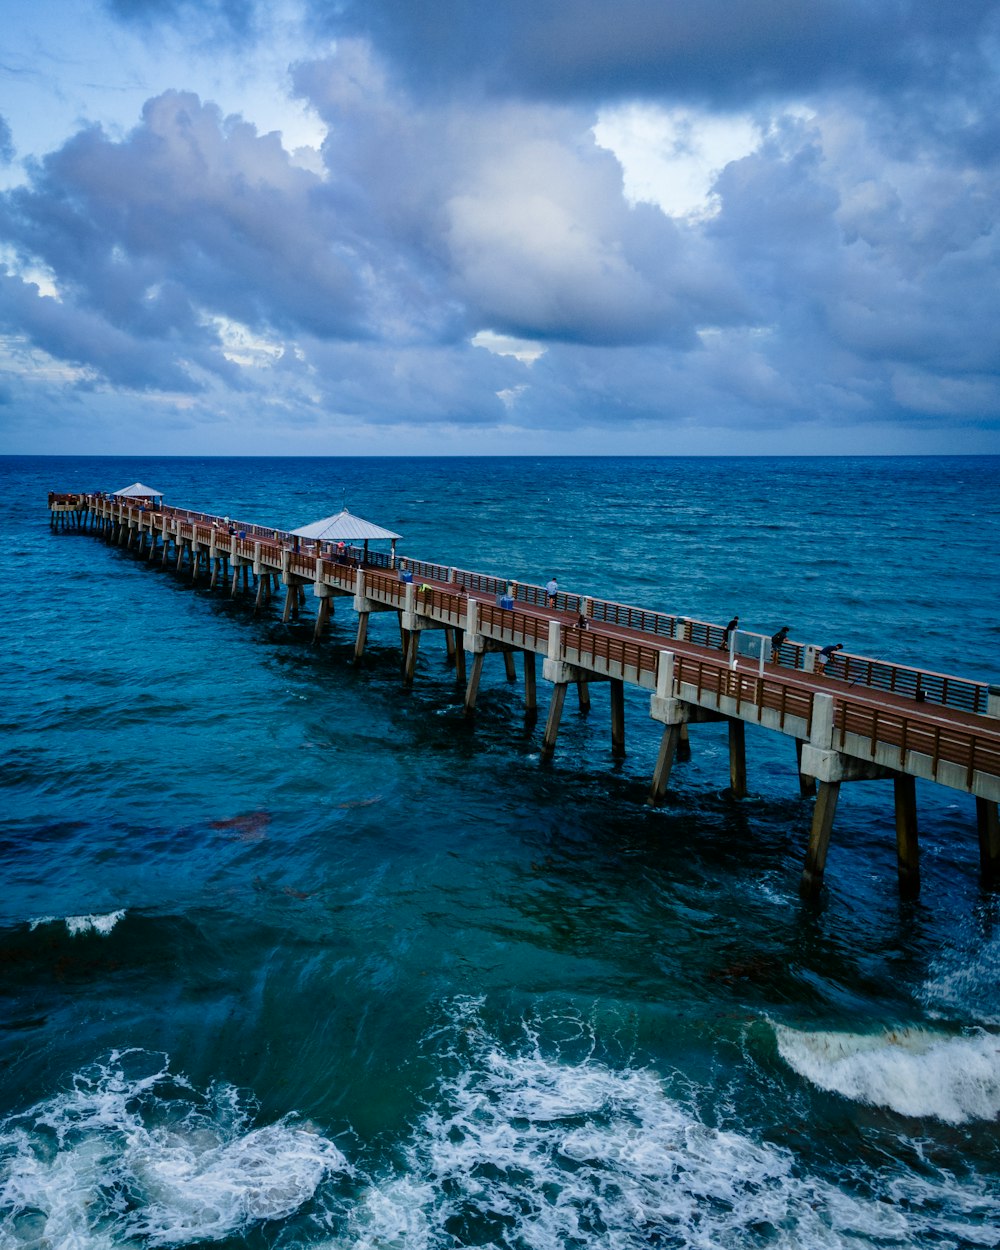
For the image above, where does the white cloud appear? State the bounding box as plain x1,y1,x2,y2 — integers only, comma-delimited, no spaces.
471,331,546,364
204,314,286,367
594,104,760,218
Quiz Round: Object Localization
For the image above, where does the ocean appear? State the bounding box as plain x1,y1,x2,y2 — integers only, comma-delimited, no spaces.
1,453,998,1249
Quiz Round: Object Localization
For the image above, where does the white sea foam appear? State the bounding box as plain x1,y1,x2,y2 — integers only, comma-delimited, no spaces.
0,1050,349,1248
774,1023,1000,1124
28,909,126,936
327,1002,1000,1250
8,1020,1000,1250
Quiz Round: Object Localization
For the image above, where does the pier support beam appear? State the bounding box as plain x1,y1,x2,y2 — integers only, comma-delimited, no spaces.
282,585,298,622
976,797,1000,887
894,774,920,899
465,651,486,715
648,652,725,800
647,724,681,805
354,612,370,661
728,718,747,799
541,682,568,759
540,636,598,756
313,594,331,642
503,650,517,682
801,780,841,899
799,732,899,897
610,678,625,756
524,651,537,721
454,639,466,684
404,629,421,682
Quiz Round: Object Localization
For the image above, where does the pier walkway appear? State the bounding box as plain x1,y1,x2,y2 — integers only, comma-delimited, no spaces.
51,491,1000,900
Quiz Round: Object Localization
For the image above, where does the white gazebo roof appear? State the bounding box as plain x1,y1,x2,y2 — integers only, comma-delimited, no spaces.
112,481,164,498
291,508,401,543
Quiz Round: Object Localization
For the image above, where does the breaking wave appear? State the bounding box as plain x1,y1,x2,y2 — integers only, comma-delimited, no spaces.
330,1001,1000,1249
0,1051,349,1247
4,1013,1000,1249
29,909,126,937
774,1023,1000,1124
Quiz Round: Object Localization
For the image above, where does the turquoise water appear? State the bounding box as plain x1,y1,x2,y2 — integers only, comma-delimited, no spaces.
1,454,999,1249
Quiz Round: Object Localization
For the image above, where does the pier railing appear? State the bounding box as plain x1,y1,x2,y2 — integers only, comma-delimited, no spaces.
479,603,551,650
366,569,406,606
82,493,993,722
588,601,682,639
563,625,659,683
418,588,467,627
672,654,816,732
401,558,451,582
455,569,508,597
827,652,988,715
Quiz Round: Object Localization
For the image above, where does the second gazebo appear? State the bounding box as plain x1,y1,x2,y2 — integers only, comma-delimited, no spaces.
291,507,401,564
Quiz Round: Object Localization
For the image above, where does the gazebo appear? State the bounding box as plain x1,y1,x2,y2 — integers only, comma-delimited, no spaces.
111,481,164,506
291,508,402,562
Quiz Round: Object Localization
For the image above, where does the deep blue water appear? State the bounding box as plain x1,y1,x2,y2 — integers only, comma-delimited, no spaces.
1,454,999,1249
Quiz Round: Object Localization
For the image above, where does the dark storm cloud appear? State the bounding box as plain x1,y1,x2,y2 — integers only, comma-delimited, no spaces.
0,268,213,391
3,2,999,447
308,0,1000,113
294,44,748,348
300,339,522,426
0,91,391,393
2,92,370,342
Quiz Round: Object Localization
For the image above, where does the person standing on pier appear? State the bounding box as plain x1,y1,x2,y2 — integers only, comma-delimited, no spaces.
546,577,558,607
770,626,790,662
721,615,739,650
816,642,844,673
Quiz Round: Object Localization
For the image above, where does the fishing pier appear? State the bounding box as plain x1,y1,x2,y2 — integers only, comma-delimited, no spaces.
50,489,1000,901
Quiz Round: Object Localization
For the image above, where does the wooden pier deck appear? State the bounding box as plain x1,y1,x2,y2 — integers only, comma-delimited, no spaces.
51,491,1000,900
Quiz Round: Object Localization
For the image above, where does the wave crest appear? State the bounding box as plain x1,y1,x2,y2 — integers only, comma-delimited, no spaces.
775,1023,1000,1124
28,910,126,937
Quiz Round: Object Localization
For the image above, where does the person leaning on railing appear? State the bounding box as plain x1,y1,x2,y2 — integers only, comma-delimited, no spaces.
816,642,844,673
770,626,790,662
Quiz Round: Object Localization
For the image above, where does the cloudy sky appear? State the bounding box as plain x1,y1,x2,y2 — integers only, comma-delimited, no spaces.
1,0,999,455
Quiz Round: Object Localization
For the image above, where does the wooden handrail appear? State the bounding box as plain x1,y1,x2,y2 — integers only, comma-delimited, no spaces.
76,491,994,721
